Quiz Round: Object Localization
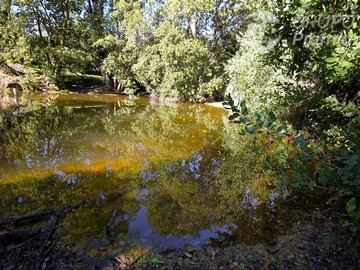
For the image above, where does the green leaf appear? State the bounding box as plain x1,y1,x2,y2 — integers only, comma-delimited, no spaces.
240,100,248,115
255,112,263,125
246,126,257,134
263,111,277,128
346,198,357,213
347,155,359,168
324,96,339,106
276,125,288,133
228,113,240,120
239,117,251,125
339,60,355,68
318,173,328,186
294,135,308,151
348,30,357,40
325,57,338,63
340,219,352,227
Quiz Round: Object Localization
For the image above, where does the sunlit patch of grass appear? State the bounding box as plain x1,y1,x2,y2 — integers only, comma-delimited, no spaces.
62,72,103,87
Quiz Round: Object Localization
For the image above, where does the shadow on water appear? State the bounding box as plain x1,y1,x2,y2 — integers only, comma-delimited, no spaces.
0,93,300,267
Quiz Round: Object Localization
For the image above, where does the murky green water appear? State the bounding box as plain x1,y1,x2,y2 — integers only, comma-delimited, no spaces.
0,93,290,267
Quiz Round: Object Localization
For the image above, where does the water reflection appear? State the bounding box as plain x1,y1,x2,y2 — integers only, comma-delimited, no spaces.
0,93,287,266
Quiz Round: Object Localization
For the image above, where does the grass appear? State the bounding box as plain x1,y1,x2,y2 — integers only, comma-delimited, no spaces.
63,72,103,87
136,253,168,268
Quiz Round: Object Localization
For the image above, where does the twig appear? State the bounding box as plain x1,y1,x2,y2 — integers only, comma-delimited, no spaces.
34,216,59,270
7,225,61,251
0,225,42,243
106,210,117,233
36,216,58,261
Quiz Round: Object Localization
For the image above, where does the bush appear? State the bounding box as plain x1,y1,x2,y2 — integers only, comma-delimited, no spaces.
133,23,224,102
224,95,360,248
226,15,289,114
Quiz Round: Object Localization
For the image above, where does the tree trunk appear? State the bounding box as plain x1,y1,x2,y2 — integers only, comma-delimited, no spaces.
103,71,114,91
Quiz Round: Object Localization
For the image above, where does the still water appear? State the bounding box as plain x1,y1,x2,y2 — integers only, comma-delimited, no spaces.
0,93,289,266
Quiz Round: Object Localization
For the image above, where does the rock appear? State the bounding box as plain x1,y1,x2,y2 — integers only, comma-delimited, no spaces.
206,246,216,260
184,244,199,253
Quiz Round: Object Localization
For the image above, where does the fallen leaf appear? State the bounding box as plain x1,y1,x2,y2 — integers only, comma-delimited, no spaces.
184,252,192,258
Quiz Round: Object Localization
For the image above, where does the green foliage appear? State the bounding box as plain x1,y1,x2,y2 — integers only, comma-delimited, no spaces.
1,0,253,101
226,16,287,112
0,0,109,82
341,198,360,249
136,253,167,268
133,23,224,101
225,95,360,247
264,0,360,128
268,0,360,84
97,0,250,100
18,74,40,91
95,35,140,94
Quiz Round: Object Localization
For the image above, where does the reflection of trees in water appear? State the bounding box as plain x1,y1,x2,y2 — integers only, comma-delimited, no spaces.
61,186,141,245
142,130,283,239
0,105,100,176
101,103,223,162
0,101,285,246
145,171,285,242
0,101,226,240
143,149,226,237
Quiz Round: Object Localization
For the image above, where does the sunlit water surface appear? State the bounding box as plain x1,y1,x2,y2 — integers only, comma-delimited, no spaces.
0,93,292,267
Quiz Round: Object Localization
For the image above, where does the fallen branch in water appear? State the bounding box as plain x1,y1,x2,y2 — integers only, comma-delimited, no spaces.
0,227,44,242
0,214,59,243
0,205,74,244
0,210,55,227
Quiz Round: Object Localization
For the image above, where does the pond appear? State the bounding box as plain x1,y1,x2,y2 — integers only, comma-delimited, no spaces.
0,93,291,267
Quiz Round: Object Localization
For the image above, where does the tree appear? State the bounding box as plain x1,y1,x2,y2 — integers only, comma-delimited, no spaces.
98,0,251,100
0,0,111,80
133,22,223,101
267,0,360,97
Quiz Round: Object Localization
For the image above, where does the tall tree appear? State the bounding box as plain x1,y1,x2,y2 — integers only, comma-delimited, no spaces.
99,0,251,99
0,0,100,79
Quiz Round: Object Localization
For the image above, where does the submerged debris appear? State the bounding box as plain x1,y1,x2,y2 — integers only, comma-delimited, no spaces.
0,207,74,270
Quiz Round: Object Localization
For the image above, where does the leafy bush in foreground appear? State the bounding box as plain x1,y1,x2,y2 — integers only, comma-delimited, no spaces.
224,95,360,249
